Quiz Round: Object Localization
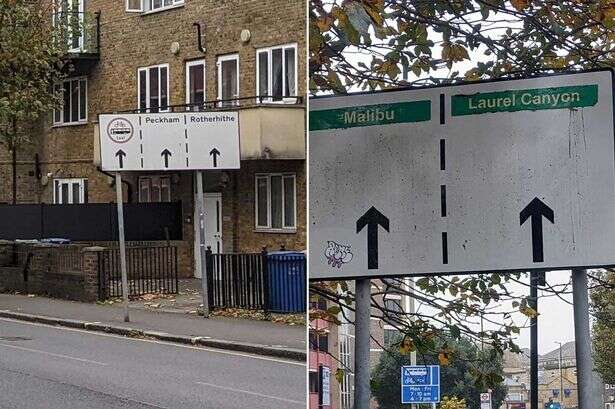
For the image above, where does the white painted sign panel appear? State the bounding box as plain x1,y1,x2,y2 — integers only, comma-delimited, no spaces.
309,70,615,280
99,112,240,171
480,392,492,409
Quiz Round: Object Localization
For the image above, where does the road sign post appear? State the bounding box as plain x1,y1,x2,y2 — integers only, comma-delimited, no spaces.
573,268,593,409
115,172,130,322
99,111,240,321
196,171,210,319
354,278,371,409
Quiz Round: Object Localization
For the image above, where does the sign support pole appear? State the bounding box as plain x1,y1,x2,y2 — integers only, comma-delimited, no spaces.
354,278,371,409
196,171,210,318
115,172,130,322
572,268,593,409
529,271,539,409
408,278,417,409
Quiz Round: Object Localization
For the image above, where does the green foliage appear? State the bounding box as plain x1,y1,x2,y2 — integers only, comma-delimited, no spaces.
310,0,615,93
0,0,68,148
371,335,506,409
440,396,466,409
591,270,615,383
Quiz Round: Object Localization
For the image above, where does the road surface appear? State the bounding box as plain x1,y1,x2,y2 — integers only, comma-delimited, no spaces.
0,318,306,409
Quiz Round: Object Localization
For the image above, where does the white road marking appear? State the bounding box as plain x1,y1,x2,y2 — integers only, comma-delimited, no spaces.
195,381,305,405
0,343,107,366
0,317,305,366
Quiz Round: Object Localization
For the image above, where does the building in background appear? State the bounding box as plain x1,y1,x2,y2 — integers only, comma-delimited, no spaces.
0,0,306,277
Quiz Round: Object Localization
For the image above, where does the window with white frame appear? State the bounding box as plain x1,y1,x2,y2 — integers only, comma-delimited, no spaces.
139,176,171,202
256,44,297,103
255,174,296,230
54,178,88,204
126,0,183,12
186,59,206,110
53,78,87,125
217,54,239,106
138,64,169,112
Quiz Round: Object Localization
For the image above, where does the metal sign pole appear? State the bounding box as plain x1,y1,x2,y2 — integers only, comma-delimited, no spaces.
115,172,130,322
409,278,417,409
529,271,539,409
196,171,210,318
354,278,371,409
572,268,593,409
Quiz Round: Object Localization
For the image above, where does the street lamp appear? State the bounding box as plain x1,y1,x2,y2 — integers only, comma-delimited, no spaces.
555,341,564,407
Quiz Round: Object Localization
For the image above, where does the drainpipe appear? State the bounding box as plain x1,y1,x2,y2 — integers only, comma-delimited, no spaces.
193,22,206,53
97,166,132,203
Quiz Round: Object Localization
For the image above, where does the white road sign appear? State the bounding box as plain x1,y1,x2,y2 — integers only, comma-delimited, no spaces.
99,112,240,171
480,392,492,409
309,70,615,280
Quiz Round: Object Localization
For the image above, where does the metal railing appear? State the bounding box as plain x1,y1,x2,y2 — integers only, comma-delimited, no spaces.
53,11,100,55
97,246,178,300
108,95,305,115
205,248,306,313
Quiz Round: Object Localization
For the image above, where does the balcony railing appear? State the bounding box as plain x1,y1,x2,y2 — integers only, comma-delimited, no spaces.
109,95,304,115
53,11,100,74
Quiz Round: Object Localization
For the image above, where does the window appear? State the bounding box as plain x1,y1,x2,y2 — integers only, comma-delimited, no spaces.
53,78,87,125
186,60,206,110
217,54,239,106
384,296,403,315
309,331,329,352
54,179,87,204
256,44,297,103
139,176,171,202
255,174,296,231
383,327,400,348
53,0,84,51
138,64,169,112
126,0,183,12
309,371,319,394
309,295,327,311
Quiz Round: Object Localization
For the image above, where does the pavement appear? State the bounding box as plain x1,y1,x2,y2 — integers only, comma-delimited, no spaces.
0,318,306,409
0,291,306,361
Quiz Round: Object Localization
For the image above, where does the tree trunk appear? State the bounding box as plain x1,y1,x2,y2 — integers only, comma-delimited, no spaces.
11,146,16,205
11,120,17,205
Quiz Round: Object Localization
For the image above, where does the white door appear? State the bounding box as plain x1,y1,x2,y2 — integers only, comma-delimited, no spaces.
193,192,222,278
204,193,222,254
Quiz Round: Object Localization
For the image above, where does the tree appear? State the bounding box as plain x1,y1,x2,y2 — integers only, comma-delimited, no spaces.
371,335,506,409
310,0,615,93
591,270,615,384
0,0,68,203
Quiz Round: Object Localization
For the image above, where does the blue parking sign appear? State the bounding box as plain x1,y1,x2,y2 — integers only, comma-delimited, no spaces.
401,365,440,404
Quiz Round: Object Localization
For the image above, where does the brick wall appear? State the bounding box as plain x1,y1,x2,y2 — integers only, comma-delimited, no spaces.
0,243,99,302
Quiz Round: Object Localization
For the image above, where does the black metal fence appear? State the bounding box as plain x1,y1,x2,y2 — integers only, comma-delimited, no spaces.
205,249,306,313
97,246,178,300
0,202,182,242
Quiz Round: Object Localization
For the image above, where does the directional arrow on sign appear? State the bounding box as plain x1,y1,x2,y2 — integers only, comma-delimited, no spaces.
161,149,172,168
520,197,554,263
115,149,126,169
356,206,390,270
209,148,220,168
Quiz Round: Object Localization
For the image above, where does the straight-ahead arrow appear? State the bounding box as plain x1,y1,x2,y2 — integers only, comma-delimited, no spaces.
115,149,126,169
356,206,390,270
520,197,554,263
209,148,220,168
161,149,172,168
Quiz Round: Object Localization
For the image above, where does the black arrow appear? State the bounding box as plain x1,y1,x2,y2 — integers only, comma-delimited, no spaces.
209,148,220,167
161,149,172,168
356,206,390,270
115,149,126,169
520,197,554,263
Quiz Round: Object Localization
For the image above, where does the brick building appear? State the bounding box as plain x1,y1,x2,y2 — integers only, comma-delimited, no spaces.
1,0,306,277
